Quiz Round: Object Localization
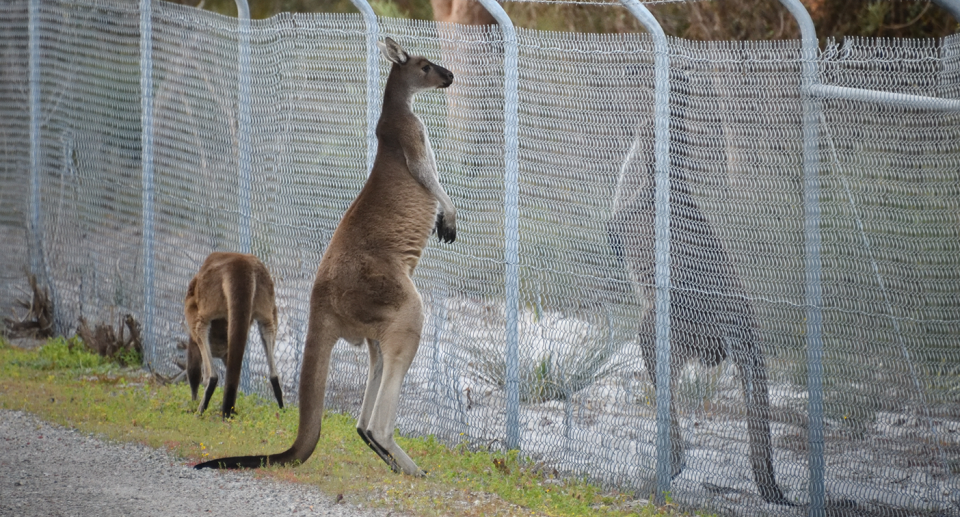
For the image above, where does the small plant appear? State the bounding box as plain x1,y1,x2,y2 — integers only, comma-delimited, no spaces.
466,309,625,404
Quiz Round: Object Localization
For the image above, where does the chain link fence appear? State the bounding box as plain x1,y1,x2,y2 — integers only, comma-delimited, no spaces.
2,0,959,514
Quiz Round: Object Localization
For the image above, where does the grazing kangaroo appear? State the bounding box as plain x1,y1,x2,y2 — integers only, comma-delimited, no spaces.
195,38,455,474
184,252,284,419
608,136,791,505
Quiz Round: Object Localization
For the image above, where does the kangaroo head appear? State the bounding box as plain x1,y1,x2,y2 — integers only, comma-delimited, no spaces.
378,37,454,93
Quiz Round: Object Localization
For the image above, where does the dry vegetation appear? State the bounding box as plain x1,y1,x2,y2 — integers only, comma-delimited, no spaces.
76,314,144,367
3,274,54,340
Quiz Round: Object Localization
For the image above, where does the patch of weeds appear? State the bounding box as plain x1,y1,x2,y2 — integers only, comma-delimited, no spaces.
466,310,625,404
9,336,109,371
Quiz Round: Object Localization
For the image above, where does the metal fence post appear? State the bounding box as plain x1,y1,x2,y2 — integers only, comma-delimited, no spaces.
235,0,253,394
474,0,521,453
348,0,379,176
776,1,823,515
28,0,46,293
140,0,157,370
236,0,251,255
618,0,672,503
931,0,960,21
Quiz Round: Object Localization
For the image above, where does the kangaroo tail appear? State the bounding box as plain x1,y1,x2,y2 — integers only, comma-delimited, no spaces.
220,266,257,419
196,296,338,472
194,449,300,470
735,333,795,506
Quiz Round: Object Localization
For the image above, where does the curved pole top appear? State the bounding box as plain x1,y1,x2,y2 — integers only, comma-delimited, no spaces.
618,0,667,43
348,0,377,24
932,0,960,26
234,0,249,20
473,0,516,35
777,0,816,46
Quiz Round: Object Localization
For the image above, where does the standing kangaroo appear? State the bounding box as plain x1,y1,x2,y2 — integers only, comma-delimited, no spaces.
195,38,455,475
608,135,792,505
184,252,284,419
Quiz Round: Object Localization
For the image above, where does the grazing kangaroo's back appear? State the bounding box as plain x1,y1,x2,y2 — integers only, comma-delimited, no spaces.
184,252,283,419
195,38,455,474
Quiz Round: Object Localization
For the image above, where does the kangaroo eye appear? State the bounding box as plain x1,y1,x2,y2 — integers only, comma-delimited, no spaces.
421,65,430,73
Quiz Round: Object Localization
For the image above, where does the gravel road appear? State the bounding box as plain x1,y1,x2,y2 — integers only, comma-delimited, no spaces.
0,409,396,517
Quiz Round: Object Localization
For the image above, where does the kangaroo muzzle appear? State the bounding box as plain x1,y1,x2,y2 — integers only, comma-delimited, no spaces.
436,66,454,88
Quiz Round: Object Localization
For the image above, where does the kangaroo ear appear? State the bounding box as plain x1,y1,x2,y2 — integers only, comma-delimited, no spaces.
378,37,409,65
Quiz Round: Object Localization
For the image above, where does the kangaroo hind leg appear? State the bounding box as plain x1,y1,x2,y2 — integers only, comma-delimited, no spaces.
193,319,219,416
186,337,202,402
356,339,397,471
258,319,283,409
362,309,426,476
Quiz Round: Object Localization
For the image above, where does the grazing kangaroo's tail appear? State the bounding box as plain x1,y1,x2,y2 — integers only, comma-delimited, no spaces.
195,301,337,471
735,333,794,506
220,269,257,419
194,451,293,469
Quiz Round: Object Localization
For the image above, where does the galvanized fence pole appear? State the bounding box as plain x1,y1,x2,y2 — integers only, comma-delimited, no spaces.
236,0,252,255
618,0,672,503
28,0,46,295
235,0,253,393
776,1,823,514
932,0,960,22
348,0,380,176
140,0,157,370
473,0,521,452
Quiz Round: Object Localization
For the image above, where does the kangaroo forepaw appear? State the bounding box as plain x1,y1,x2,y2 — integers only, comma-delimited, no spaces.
435,213,456,244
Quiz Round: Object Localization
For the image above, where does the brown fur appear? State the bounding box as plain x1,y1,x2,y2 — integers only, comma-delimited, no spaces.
195,38,455,474
184,252,283,419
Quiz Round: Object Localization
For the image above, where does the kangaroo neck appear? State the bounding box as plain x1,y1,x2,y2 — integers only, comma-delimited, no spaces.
380,70,415,119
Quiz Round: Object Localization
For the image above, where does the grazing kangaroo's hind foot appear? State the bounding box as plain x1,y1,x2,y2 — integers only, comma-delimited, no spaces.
270,376,284,409
196,38,455,476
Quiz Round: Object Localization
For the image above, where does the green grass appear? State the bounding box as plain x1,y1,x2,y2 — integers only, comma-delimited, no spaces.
0,337,705,517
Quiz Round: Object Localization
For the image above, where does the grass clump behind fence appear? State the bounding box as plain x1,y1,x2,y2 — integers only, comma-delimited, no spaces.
0,337,707,517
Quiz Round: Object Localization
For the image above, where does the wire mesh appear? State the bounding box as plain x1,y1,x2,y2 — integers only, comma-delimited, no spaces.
1,0,959,514
0,1,30,314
